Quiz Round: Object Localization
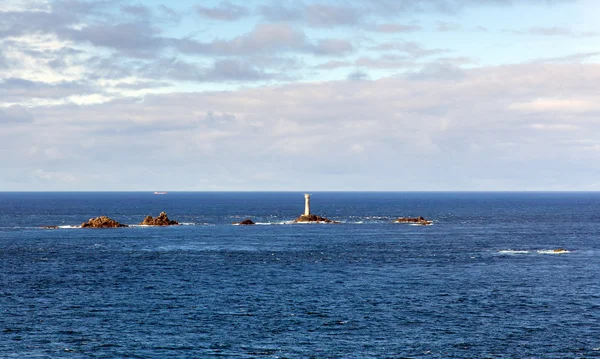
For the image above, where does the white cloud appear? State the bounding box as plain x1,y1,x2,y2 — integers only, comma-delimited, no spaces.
511,98,598,113
530,123,581,131
0,62,596,190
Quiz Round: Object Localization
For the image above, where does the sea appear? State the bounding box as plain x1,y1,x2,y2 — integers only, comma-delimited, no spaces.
1,191,599,358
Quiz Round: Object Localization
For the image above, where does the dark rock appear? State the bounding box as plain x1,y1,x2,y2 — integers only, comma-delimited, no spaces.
294,214,336,223
237,219,255,225
81,216,128,228
140,212,179,226
396,216,432,225
42,225,59,229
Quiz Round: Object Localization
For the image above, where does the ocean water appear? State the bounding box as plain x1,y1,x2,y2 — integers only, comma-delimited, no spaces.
1,191,600,358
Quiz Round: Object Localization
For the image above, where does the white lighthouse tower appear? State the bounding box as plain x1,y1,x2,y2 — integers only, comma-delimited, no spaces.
304,194,311,216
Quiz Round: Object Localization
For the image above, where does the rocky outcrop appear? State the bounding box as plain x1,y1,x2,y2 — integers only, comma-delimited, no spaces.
81,216,128,228
237,219,256,225
140,212,179,226
396,216,432,225
553,248,569,253
294,214,335,223
42,225,59,229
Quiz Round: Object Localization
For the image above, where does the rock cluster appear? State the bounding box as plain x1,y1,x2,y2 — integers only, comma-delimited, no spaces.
396,216,432,225
81,216,128,228
237,219,256,225
140,212,179,226
294,214,334,223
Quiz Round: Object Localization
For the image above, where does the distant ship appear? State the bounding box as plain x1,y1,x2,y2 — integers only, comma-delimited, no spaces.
153,191,168,195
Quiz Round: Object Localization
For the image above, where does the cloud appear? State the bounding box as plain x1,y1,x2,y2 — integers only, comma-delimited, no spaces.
140,58,276,83
355,55,415,69
510,98,598,113
174,23,353,57
62,22,166,58
175,23,308,55
314,39,353,55
120,4,152,18
370,23,422,33
5,62,597,190
194,2,249,21
512,26,599,37
363,0,575,15
532,51,600,64
436,21,461,32
405,63,467,81
370,41,450,58
315,60,352,69
530,123,580,131
0,105,33,123
258,0,574,26
347,70,369,80
0,77,94,102
259,3,361,27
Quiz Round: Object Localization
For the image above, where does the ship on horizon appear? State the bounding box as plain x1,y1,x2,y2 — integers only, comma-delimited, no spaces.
153,191,167,195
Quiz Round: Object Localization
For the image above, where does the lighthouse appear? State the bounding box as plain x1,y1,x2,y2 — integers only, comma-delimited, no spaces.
304,194,311,216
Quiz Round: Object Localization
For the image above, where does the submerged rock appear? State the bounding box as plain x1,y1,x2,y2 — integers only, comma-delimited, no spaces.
395,216,432,225
81,216,128,228
294,214,335,223
237,219,256,225
553,248,569,253
140,212,179,226
42,225,59,229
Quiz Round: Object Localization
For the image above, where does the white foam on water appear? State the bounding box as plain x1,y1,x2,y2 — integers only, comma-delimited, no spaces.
537,249,570,254
499,250,530,254
57,225,81,229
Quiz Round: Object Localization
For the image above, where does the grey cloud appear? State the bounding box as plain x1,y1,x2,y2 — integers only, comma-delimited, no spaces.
142,58,275,82
62,22,166,57
347,70,369,81
0,78,95,101
121,3,181,23
203,112,237,128
113,81,172,90
207,59,274,81
363,0,575,15
174,23,352,56
0,0,117,38
304,4,361,27
532,51,600,64
195,2,249,21
0,106,34,124
0,9,76,38
121,4,152,17
258,4,302,22
259,3,361,27
314,39,353,56
175,23,308,55
0,51,7,68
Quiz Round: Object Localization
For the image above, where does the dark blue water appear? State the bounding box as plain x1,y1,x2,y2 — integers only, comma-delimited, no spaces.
1,192,600,358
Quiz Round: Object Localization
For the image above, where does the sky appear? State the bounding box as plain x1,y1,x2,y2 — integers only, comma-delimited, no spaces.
1,0,599,191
